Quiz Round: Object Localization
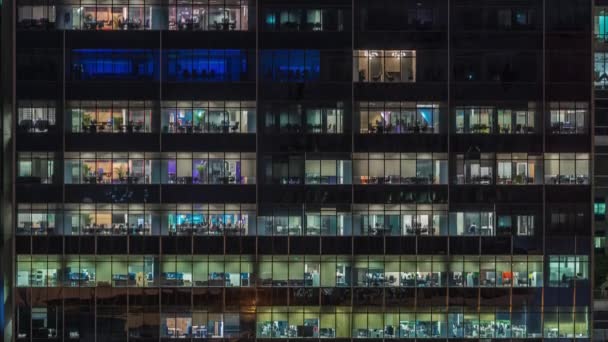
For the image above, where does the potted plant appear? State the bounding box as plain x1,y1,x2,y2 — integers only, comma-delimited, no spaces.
194,110,205,130
115,165,128,183
196,163,206,184
82,114,92,132
113,116,123,132
81,214,92,233
82,164,93,183
135,120,143,132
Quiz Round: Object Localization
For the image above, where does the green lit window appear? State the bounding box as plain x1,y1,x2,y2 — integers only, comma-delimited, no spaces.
595,202,606,217
595,237,606,249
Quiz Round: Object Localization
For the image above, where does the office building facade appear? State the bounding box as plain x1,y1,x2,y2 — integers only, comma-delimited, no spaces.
595,0,608,340
2,0,594,341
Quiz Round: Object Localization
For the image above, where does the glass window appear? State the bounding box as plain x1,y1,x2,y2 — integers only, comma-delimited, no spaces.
17,204,58,235
52,1,165,30
354,50,416,83
261,50,324,82
496,107,537,134
454,153,494,185
161,100,256,133
498,214,536,236
305,105,344,134
17,0,56,30
17,152,55,184
544,153,590,185
455,106,493,134
304,159,351,185
357,101,440,134
263,8,345,32
17,100,57,133
166,49,251,82
64,152,255,185
549,255,589,287
353,153,447,185
264,155,304,184
169,0,250,31
596,52,608,89
496,153,543,185
595,8,608,42
449,212,495,236
549,101,589,134
352,204,447,237
64,152,157,185
70,49,157,81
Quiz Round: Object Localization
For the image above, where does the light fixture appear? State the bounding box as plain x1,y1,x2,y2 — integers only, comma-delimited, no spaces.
365,50,379,58
392,50,412,58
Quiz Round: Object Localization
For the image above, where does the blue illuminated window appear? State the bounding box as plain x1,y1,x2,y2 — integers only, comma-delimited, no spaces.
166,49,250,82
261,50,321,81
70,49,157,80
